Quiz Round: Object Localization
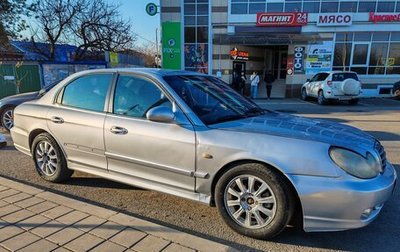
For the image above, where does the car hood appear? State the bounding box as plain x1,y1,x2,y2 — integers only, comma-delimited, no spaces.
0,92,40,105
209,112,376,150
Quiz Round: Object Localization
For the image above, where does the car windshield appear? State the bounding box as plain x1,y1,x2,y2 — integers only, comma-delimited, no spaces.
332,73,359,81
38,79,62,96
163,75,265,125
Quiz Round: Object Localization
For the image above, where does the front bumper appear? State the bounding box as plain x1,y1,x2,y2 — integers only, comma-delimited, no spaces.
288,161,397,232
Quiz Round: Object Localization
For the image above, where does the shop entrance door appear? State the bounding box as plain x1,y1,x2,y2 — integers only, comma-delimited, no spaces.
232,61,246,77
272,49,288,80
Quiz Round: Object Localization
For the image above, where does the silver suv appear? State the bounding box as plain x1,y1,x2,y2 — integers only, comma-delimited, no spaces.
301,71,362,105
11,69,396,239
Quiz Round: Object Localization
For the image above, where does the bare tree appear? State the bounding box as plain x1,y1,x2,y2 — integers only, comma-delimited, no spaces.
72,0,135,60
31,0,135,60
32,0,85,60
0,0,35,39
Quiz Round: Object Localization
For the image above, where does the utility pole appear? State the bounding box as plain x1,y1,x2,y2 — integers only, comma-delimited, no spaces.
156,28,159,67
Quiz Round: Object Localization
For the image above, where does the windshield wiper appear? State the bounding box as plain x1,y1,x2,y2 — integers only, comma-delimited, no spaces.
244,107,265,116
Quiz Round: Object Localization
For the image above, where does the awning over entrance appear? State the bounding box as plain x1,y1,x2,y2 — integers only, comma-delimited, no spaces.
214,26,327,45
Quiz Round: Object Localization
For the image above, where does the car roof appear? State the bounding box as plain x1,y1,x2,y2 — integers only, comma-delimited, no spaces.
316,71,358,75
75,68,208,77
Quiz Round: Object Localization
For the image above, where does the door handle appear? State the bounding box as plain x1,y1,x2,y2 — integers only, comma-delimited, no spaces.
110,126,128,135
51,116,64,124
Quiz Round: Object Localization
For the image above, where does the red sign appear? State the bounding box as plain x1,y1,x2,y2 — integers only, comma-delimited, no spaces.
230,48,249,60
369,12,400,23
256,12,308,26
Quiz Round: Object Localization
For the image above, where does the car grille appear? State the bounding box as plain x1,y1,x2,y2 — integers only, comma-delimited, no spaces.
375,141,387,172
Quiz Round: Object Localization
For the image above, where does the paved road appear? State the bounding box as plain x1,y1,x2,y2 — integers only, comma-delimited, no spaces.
0,98,399,252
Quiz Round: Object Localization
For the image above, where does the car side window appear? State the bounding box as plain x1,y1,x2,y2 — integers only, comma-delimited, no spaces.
61,74,112,112
310,74,319,82
113,75,172,118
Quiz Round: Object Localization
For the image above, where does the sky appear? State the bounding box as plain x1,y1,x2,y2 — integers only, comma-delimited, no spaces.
109,0,160,46
23,0,160,47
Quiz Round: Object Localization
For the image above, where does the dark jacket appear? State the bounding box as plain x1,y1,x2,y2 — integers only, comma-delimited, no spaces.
264,73,275,84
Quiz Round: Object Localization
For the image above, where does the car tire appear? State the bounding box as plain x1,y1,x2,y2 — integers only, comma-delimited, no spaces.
301,88,308,101
32,133,73,183
317,90,326,105
1,107,15,131
215,163,294,240
348,99,359,105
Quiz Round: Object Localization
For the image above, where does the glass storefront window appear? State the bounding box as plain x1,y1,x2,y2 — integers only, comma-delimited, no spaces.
321,1,339,13
373,32,390,41
340,1,358,12
333,43,351,67
197,16,208,25
184,27,196,43
197,4,208,15
358,1,376,12
231,3,248,14
391,32,400,41
267,3,284,12
389,43,400,66
352,44,369,65
303,1,320,13
184,16,195,25
377,1,395,12
197,27,208,43
336,33,354,42
354,33,372,42
368,67,385,75
369,43,389,66
285,3,302,12
249,3,265,14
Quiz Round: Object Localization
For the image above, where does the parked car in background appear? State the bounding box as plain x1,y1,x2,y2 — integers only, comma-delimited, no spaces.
0,133,6,148
301,71,362,105
0,81,59,131
11,69,396,239
393,81,400,99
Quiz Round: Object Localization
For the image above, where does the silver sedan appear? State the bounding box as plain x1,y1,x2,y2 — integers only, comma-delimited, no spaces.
11,69,397,239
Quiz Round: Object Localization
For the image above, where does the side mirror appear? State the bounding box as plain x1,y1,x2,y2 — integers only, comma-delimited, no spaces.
146,106,175,123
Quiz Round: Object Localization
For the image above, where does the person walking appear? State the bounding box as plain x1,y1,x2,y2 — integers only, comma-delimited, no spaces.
264,70,275,99
231,70,241,92
240,71,247,95
250,71,260,99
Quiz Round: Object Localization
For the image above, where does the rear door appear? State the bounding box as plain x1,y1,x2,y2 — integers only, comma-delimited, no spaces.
48,73,114,171
104,74,196,191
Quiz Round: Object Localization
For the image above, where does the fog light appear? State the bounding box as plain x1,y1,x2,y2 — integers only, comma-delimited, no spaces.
361,208,373,219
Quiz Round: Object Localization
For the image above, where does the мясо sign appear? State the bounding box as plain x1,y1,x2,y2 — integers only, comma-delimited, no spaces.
317,13,353,26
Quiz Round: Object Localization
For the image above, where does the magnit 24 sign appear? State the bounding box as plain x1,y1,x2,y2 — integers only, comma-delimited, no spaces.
256,12,308,26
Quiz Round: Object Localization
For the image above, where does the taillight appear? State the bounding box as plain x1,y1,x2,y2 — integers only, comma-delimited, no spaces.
327,81,332,87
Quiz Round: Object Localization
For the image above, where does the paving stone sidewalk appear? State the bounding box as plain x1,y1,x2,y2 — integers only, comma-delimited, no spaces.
0,176,235,252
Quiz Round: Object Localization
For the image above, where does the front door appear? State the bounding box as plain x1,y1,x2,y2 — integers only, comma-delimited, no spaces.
278,51,288,80
104,74,196,191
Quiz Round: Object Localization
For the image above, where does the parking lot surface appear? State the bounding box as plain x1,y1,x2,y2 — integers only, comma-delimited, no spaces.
0,98,399,252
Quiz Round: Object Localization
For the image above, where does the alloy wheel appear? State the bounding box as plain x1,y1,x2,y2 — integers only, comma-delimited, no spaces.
224,175,277,229
35,140,58,176
2,109,13,130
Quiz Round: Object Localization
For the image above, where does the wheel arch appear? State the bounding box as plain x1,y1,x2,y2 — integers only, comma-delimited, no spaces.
210,159,303,227
29,129,67,159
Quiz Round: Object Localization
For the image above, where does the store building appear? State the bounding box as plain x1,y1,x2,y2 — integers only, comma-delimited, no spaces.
161,0,400,98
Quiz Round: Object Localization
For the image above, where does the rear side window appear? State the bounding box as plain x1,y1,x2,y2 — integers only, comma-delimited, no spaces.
318,73,329,81
332,73,359,81
61,74,112,112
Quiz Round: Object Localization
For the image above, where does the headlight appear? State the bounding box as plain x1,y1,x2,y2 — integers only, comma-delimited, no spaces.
329,147,381,179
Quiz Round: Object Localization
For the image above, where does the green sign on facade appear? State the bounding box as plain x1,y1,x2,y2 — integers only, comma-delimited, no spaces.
162,22,181,70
